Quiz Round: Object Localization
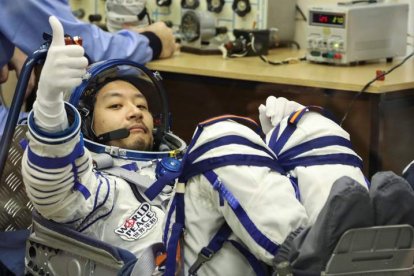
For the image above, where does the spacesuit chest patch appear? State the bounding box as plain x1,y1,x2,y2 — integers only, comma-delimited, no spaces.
115,202,158,241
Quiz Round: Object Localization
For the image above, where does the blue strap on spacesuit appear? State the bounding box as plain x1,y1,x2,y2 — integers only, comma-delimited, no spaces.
26,137,91,199
145,170,182,201
183,154,284,181
188,223,233,275
281,153,363,171
188,223,267,276
269,106,323,154
187,135,276,163
186,169,276,276
165,190,185,276
158,136,285,193
26,139,84,169
229,240,269,276
26,105,88,200
277,136,353,161
145,116,279,201
203,170,279,255
163,157,279,275
268,106,363,170
145,152,284,202
160,115,283,276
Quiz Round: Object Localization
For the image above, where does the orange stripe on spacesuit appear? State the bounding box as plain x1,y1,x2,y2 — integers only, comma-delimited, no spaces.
200,114,257,125
154,240,183,270
289,109,304,124
155,252,167,267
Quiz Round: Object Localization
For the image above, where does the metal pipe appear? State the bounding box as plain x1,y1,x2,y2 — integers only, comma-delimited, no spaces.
0,48,48,175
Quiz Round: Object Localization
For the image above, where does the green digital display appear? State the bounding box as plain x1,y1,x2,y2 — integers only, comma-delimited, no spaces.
310,11,345,28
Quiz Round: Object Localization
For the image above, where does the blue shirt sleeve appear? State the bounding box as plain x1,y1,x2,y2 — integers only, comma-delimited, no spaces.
0,32,14,68
0,0,154,64
0,104,28,137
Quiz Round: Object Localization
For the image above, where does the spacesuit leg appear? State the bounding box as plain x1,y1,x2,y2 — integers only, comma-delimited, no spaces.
370,171,414,226
274,176,374,274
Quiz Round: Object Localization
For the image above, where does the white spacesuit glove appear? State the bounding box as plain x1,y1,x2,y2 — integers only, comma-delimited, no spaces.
33,16,88,133
258,96,304,134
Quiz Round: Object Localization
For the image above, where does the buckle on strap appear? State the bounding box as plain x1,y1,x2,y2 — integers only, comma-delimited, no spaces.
188,247,215,276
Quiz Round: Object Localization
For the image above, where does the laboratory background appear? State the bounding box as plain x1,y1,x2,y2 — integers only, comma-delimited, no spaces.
3,0,414,177
1,0,414,274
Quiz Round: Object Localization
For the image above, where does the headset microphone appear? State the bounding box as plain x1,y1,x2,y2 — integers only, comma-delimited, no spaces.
96,128,130,143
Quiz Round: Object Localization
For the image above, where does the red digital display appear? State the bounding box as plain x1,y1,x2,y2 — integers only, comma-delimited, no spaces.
310,12,345,28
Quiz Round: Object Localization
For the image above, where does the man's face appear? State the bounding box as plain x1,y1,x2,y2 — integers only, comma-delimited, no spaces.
92,80,154,151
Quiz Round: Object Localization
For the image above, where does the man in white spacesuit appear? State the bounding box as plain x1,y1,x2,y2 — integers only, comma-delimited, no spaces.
20,15,385,276
21,15,186,266
21,16,312,276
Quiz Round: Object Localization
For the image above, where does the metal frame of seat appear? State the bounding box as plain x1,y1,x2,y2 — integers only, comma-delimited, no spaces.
0,124,33,231
25,211,136,276
324,224,414,275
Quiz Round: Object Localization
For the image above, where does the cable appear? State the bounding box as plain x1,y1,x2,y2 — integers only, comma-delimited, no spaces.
338,0,378,5
223,33,306,65
340,51,414,126
258,55,306,65
278,40,301,50
250,34,306,66
296,4,307,21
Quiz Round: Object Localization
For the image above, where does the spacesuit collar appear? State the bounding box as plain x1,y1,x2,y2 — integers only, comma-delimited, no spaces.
83,132,186,161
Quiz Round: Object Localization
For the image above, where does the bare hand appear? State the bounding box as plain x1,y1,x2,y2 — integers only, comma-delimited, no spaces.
9,47,36,99
0,65,8,84
128,22,178,59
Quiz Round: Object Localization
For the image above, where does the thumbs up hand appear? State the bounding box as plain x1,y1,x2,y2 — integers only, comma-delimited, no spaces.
34,16,88,132
38,16,88,97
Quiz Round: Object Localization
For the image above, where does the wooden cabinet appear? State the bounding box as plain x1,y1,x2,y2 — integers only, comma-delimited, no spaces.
148,49,414,176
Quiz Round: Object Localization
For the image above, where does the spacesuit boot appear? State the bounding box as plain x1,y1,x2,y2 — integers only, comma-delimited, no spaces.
370,171,414,226
274,176,374,275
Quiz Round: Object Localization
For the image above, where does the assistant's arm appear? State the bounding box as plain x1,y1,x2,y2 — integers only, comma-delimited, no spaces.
0,32,14,71
0,0,162,63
